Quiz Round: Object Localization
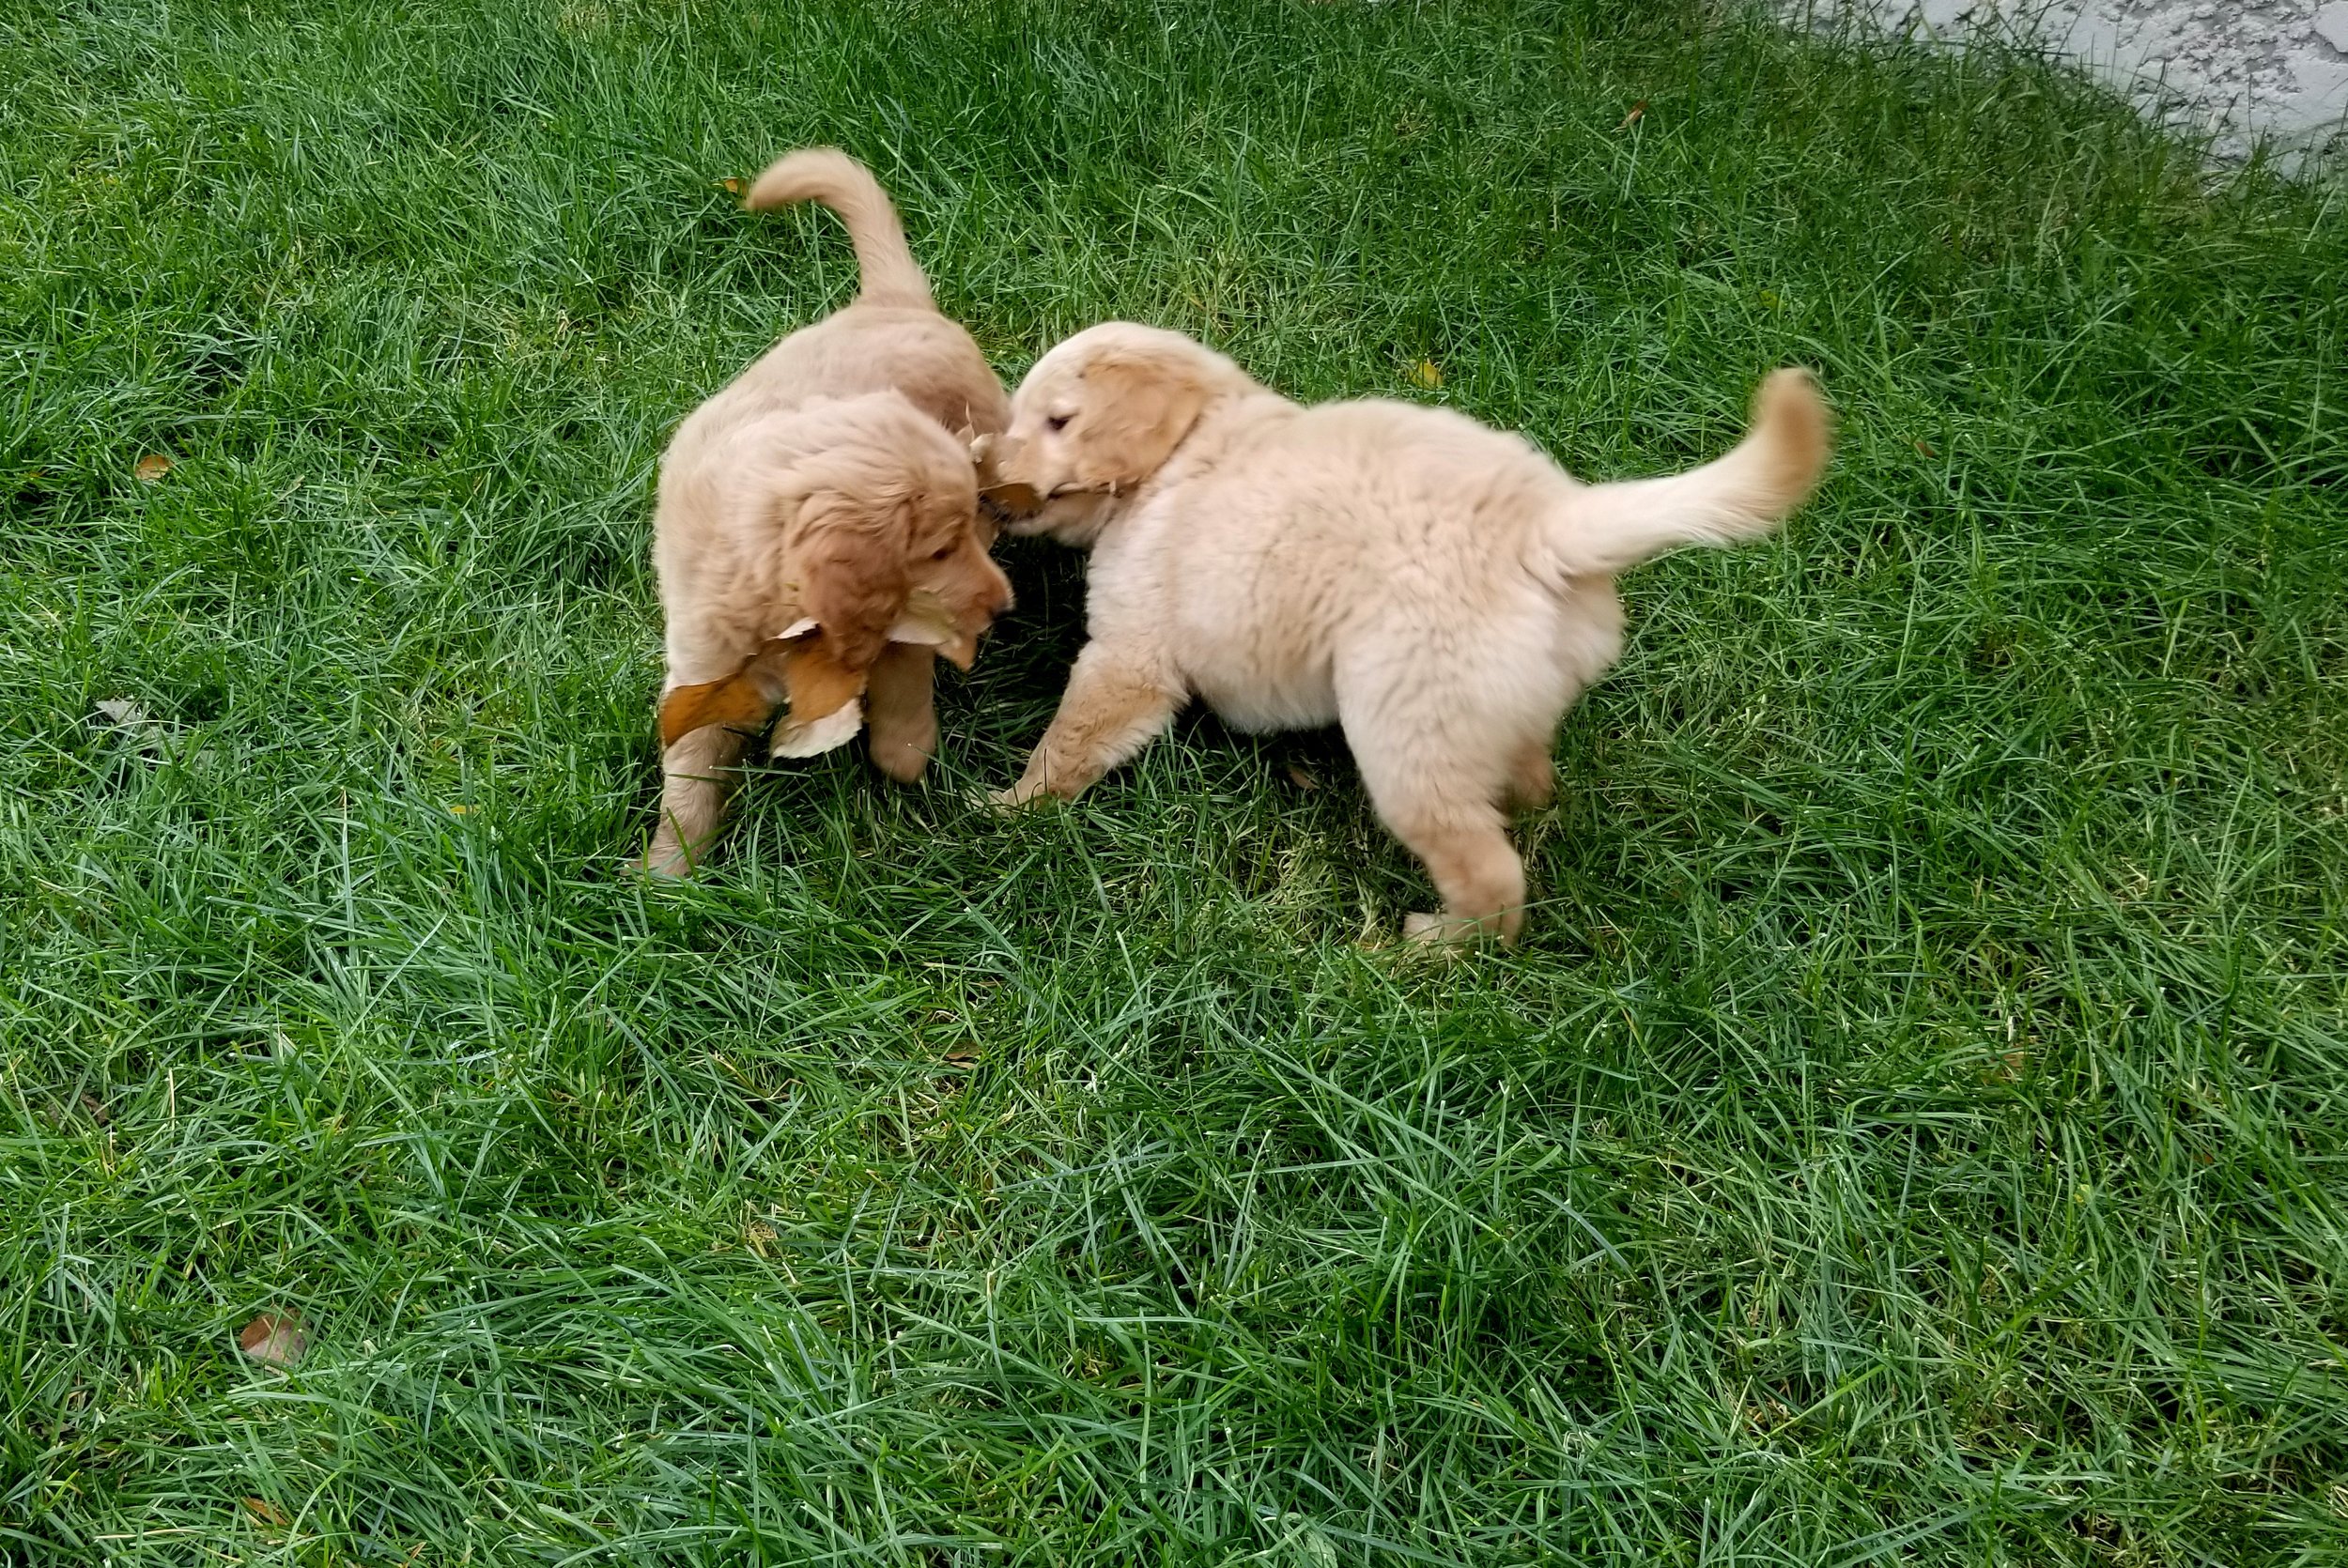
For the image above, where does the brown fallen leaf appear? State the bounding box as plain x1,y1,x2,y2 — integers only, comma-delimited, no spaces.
768,633,869,759
657,635,801,747
970,432,1041,527
888,587,983,670
782,631,865,710
943,1048,980,1067
134,453,173,484
977,481,1041,534
240,1496,289,1529
1285,762,1321,792
718,176,744,195
661,616,947,757
769,695,862,759
1409,359,1443,390
1914,438,1939,458
1617,100,1647,129
658,665,784,748
80,1093,109,1126
237,1311,307,1369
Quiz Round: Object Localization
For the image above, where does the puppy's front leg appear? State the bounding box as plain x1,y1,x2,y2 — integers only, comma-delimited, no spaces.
864,641,939,783
641,722,751,877
993,641,1181,808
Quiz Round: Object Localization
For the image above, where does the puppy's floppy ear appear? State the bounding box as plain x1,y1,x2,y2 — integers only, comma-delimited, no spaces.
794,490,913,670
1074,350,1210,491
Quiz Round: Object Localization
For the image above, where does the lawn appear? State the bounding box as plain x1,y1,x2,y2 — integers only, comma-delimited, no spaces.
4,0,2345,1561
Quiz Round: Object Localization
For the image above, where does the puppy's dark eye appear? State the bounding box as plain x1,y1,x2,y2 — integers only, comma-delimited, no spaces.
929,544,955,561
1045,414,1073,433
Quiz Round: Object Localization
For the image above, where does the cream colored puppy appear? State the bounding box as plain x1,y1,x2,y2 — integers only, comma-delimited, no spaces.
987,323,1831,943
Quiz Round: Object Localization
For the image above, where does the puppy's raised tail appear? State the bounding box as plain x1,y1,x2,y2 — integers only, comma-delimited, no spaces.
1550,369,1831,576
743,147,935,310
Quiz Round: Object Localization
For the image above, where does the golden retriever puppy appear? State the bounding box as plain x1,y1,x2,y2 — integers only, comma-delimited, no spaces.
986,323,1831,943
642,149,1013,877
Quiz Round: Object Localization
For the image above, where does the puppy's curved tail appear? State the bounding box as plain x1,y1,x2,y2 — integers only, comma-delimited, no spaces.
1549,369,1831,576
743,147,935,310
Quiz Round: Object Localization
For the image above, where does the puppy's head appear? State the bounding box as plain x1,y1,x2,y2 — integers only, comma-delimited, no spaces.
787,394,1012,670
993,323,1244,544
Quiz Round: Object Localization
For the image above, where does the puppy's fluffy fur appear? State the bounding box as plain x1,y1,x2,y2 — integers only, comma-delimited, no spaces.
990,323,1831,943
643,150,1012,877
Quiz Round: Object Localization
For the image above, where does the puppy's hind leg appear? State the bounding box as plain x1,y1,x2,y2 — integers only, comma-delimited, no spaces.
1382,790,1527,945
1339,664,1532,944
864,642,940,783
1505,738,1555,813
992,641,1182,808
641,722,751,878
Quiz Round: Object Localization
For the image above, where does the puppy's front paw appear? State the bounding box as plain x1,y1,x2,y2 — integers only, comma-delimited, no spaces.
984,780,1045,813
630,848,693,882
868,739,932,784
1402,911,1491,946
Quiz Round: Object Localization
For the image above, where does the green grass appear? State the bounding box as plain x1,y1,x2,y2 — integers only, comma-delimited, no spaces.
4,0,2345,1561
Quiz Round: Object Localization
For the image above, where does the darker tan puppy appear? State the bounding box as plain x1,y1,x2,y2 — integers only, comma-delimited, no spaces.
642,150,1013,877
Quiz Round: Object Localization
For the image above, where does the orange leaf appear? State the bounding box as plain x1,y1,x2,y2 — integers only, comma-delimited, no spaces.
657,624,874,755
971,433,1041,529
1617,100,1647,129
241,1497,289,1529
718,177,744,195
134,453,173,483
657,633,804,748
659,669,780,748
768,635,869,758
